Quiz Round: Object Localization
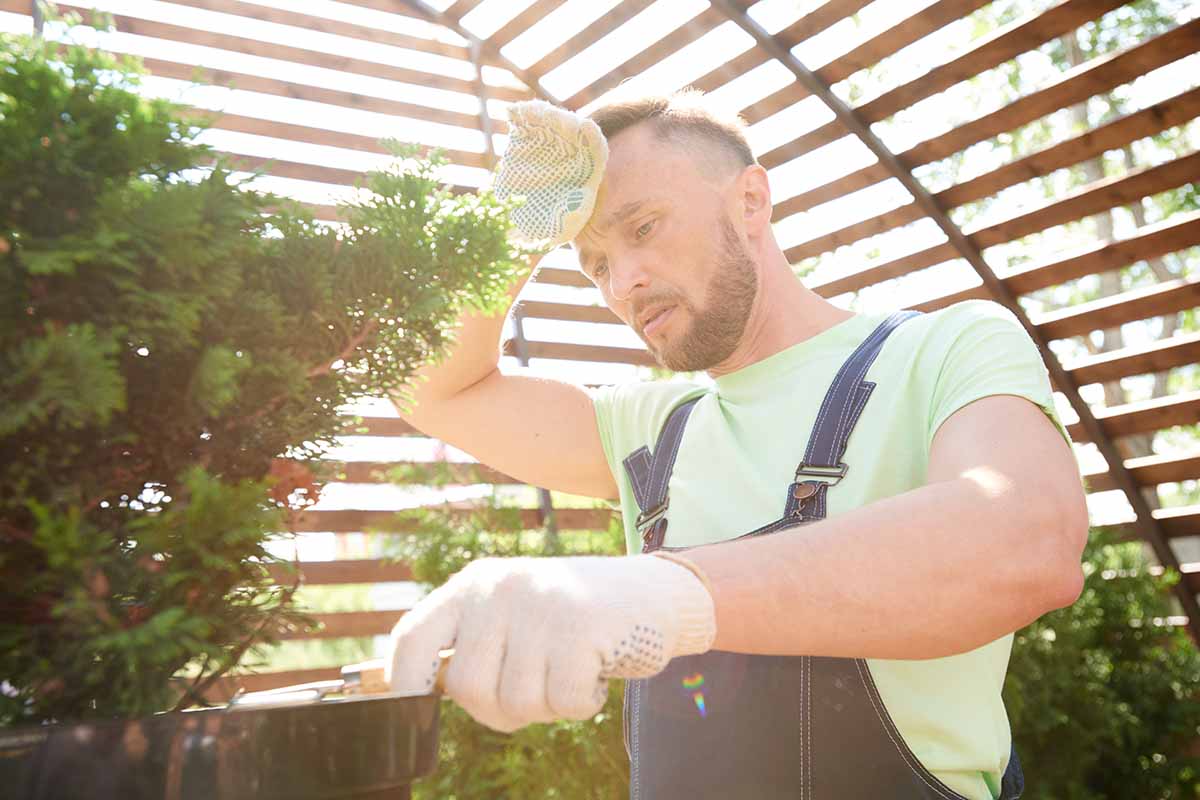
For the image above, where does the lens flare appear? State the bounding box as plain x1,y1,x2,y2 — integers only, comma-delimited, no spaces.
682,672,706,718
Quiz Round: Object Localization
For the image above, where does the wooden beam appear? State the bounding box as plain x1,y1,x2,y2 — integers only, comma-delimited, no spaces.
1083,452,1200,493
291,507,613,532
267,559,414,585
1034,276,1200,340
501,339,655,367
211,151,474,194
1064,331,1200,385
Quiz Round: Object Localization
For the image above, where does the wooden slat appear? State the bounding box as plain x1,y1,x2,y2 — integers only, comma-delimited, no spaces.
1068,391,1200,441
736,0,975,124
1159,505,1200,540
341,417,420,436
765,15,1200,176
143,57,496,133
280,610,403,640
501,339,655,367
1034,276,1200,340
1064,331,1200,385
311,0,426,22
184,109,490,169
564,6,727,109
292,507,613,532
213,151,467,194
775,85,1200,236
526,0,658,78
902,17,1200,167
785,203,926,261
805,150,1200,285
55,4,529,103
1188,563,1200,595
970,152,1200,252
329,460,519,485
533,266,594,288
858,0,1127,124
267,559,415,585
759,0,1130,168
488,0,561,50
517,300,620,325
204,667,344,699
1004,211,1200,296
161,0,476,62
1084,452,1200,493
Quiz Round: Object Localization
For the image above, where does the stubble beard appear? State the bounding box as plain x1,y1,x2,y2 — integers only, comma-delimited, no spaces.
640,215,758,372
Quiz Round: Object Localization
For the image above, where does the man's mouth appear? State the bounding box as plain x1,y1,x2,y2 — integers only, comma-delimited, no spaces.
640,305,675,337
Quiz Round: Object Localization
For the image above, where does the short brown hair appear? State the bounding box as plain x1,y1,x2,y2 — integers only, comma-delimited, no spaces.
587,89,757,171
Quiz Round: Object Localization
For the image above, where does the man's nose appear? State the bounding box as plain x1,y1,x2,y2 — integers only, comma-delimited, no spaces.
607,254,652,302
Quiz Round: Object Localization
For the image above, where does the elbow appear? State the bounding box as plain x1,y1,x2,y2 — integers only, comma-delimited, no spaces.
1035,488,1090,612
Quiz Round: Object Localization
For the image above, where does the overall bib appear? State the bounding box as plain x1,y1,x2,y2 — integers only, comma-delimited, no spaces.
620,311,1025,800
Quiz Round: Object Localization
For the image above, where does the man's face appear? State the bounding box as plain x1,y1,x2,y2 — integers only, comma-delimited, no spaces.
574,125,758,372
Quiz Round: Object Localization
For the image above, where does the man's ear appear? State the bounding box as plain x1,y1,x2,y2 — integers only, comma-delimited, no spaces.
739,164,773,237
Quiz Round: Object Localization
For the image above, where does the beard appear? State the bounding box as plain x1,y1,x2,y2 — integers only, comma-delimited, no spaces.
635,214,758,372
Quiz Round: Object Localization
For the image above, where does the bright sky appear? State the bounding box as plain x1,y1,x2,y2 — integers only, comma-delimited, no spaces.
4,0,1198,584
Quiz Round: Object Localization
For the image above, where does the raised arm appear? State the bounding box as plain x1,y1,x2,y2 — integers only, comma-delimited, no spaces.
390,263,618,500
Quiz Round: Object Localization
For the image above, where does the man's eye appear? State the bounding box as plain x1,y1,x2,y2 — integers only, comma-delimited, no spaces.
593,260,608,278
635,221,654,239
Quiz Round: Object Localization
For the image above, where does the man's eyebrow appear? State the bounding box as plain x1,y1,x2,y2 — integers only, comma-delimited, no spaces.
600,200,647,231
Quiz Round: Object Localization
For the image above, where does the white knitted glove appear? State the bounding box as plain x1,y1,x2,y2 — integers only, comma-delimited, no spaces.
492,99,608,248
386,553,716,733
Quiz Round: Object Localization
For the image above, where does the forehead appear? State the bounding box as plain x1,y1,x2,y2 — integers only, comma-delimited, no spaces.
575,125,712,252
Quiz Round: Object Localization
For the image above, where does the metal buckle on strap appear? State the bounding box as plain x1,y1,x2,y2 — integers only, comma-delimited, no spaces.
795,461,848,487
635,499,669,532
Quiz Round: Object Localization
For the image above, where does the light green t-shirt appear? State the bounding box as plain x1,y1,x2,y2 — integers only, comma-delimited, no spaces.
591,299,1072,800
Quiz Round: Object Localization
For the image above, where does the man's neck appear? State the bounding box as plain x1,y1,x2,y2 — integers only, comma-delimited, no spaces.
706,252,855,379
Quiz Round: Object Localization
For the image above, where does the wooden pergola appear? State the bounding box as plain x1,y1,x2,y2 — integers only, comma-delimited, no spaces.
6,0,1198,689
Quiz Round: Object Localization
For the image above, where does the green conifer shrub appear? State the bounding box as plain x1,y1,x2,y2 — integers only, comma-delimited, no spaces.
0,28,525,725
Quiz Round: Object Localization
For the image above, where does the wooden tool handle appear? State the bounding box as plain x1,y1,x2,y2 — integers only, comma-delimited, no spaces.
341,649,454,696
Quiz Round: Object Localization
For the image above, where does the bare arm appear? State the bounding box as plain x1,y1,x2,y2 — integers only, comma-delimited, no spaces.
391,260,618,500
685,394,1088,659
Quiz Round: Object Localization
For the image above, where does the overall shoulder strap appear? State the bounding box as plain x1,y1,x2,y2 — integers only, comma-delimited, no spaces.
622,397,701,552
784,309,921,522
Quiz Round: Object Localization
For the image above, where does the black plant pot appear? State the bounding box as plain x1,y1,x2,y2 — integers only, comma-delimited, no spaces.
0,692,439,800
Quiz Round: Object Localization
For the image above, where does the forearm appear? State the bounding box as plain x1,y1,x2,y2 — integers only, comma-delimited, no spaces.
394,263,535,418
685,476,1084,660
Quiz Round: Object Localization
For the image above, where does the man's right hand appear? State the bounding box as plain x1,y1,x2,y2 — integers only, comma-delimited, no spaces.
391,260,618,501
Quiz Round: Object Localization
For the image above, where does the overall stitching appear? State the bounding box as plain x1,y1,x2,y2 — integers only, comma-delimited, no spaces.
631,679,643,800
623,447,653,509
806,318,890,466
649,407,690,509
854,660,970,800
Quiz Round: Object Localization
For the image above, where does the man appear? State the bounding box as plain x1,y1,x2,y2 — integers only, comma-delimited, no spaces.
386,91,1087,799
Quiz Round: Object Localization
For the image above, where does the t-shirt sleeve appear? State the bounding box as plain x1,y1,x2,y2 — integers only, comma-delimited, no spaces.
926,300,1073,454
589,382,623,483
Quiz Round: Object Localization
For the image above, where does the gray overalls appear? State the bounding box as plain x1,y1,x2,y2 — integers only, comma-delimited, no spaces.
621,311,1024,800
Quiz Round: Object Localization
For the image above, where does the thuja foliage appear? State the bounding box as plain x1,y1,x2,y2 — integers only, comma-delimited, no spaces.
393,506,1200,798
0,29,526,725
